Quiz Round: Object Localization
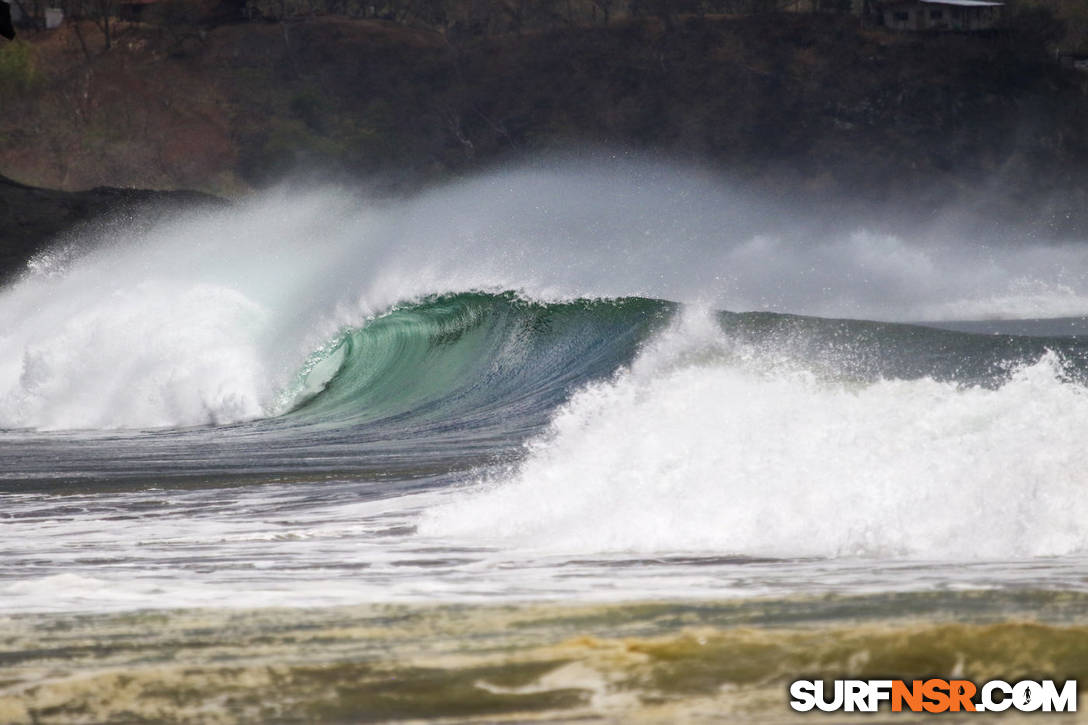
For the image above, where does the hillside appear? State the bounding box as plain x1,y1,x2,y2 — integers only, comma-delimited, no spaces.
0,11,1087,242
0,175,216,282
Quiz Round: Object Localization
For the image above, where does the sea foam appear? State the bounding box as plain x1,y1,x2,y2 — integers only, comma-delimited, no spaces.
420,311,1088,559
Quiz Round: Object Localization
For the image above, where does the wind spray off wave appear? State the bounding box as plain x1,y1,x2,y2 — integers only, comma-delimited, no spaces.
3,160,1088,431
421,310,1088,560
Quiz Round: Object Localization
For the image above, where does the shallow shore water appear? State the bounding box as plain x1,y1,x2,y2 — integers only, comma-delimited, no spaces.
4,591,1088,723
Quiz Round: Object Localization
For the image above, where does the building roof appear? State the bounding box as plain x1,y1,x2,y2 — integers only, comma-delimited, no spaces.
881,0,1003,5
920,0,1004,6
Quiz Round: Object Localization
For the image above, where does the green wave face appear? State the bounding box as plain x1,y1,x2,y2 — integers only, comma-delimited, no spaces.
281,292,675,428
273,292,1088,454
283,292,1088,432
6,291,1088,491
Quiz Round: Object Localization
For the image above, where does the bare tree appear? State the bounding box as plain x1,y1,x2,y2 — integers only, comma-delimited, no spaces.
10,0,41,30
631,0,675,28
56,0,110,55
88,0,119,49
590,0,615,24
64,0,120,50
486,0,562,32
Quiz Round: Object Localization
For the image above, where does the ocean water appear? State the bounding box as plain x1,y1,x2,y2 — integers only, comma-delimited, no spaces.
3,161,1088,721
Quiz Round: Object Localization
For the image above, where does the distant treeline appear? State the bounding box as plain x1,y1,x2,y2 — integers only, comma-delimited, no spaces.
7,0,855,57
243,0,1081,47
241,0,834,31
9,0,1084,51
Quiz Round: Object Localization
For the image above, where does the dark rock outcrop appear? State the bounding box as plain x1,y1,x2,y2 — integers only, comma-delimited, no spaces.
0,175,218,282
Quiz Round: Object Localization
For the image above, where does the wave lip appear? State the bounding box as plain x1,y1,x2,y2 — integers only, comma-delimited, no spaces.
278,292,670,429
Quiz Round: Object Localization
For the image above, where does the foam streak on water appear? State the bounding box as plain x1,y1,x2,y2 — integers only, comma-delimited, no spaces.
4,477,1088,614
3,304,1088,612
2,161,1088,615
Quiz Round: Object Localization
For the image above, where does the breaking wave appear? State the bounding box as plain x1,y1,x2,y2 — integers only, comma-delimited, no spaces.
4,160,1088,431
420,310,1088,559
3,160,1088,562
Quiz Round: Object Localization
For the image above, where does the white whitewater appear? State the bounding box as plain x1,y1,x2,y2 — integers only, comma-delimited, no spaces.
1,158,1088,431
422,310,1088,559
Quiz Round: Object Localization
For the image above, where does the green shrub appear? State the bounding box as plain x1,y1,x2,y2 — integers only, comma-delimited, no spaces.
0,40,38,92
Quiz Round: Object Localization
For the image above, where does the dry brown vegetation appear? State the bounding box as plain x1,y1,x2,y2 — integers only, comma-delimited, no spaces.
0,8,1086,237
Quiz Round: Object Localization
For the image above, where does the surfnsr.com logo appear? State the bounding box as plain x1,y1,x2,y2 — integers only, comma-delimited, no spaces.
789,679,1077,713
